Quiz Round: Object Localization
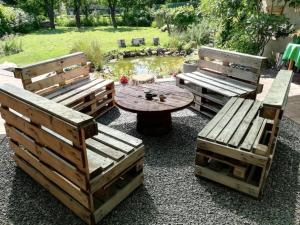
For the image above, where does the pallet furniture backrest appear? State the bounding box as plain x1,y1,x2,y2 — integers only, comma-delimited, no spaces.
14,52,90,95
198,46,266,85
260,70,294,153
0,84,98,191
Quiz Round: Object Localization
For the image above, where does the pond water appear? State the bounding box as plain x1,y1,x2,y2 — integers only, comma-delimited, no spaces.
105,56,184,80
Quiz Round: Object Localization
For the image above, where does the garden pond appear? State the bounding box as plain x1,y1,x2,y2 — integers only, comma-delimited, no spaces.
103,56,185,80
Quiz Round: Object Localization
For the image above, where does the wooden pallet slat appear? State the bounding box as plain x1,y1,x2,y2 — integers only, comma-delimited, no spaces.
262,70,293,109
240,117,266,151
228,101,262,147
60,80,113,106
1,108,85,168
216,99,254,144
26,64,90,92
199,46,266,70
92,133,135,154
13,155,92,224
87,149,114,178
10,141,91,209
198,97,237,138
185,72,247,95
15,52,87,80
86,138,125,162
97,123,143,147
206,98,244,141
195,70,256,92
52,78,105,103
5,124,88,190
199,60,260,83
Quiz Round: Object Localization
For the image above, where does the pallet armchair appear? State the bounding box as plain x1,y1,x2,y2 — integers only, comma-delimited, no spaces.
0,84,144,224
176,46,267,117
14,52,115,118
195,70,293,198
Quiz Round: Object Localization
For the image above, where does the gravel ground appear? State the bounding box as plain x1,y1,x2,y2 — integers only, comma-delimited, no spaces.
0,107,299,225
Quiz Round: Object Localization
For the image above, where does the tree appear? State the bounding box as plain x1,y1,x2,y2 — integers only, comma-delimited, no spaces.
44,0,56,29
99,0,118,28
17,0,58,29
74,0,81,28
107,0,117,28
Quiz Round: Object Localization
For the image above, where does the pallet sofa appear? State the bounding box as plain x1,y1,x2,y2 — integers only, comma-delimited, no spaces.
0,84,144,225
14,52,115,118
195,70,293,198
176,46,267,117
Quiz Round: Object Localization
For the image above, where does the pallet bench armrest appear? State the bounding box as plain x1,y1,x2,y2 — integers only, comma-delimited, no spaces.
260,70,293,119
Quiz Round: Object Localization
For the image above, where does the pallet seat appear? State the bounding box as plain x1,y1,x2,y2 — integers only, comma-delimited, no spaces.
14,52,115,118
176,46,266,117
0,84,144,224
195,70,293,198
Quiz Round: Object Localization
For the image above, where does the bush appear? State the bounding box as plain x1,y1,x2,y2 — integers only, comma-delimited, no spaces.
165,32,188,51
0,34,23,56
0,5,37,37
171,5,198,31
186,18,216,47
153,5,199,32
123,9,153,27
56,14,122,27
70,39,103,70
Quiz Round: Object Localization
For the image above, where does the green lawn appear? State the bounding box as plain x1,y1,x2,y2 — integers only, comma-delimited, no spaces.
0,26,170,66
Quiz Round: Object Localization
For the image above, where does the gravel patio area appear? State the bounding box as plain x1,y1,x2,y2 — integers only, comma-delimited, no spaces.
0,107,299,225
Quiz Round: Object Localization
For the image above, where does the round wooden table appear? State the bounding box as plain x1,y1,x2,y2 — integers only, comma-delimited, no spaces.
115,83,194,136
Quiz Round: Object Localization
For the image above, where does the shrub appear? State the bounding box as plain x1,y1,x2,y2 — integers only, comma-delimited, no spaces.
165,32,188,51
171,5,198,31
153,5,198,32
123,9,153,27
0,34,23,56
186,18,216,47
70,39,103,70
0,5,37,37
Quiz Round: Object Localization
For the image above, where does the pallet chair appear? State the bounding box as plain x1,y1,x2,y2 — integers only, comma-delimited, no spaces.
14,52,115,118
0,84,144,224
176,46,267,117
195,70,293,198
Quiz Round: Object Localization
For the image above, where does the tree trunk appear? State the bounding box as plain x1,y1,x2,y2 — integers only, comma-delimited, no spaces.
74,0,81,28
108,0,117,29
44,0,55,29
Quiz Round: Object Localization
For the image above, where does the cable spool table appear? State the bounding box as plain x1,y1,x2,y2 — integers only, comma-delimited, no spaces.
115,83,194,136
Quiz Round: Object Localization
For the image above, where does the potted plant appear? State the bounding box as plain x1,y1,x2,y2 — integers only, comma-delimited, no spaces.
182,58,198,73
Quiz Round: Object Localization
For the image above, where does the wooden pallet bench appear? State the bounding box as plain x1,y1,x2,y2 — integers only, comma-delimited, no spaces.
176,46,266,117
14,52,115,118
0,84,144,225
195,70,293,198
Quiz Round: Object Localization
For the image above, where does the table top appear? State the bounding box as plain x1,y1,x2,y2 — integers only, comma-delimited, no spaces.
283,43,300,68
115,83,194,113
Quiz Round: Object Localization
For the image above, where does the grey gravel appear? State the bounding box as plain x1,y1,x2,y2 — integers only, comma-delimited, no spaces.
0,107,299,225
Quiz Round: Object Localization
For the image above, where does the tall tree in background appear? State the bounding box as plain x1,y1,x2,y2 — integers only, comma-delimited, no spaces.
107,0,117,29
44,0,56,29
17,0,57,29
99,0,118,28
74,0,81,28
